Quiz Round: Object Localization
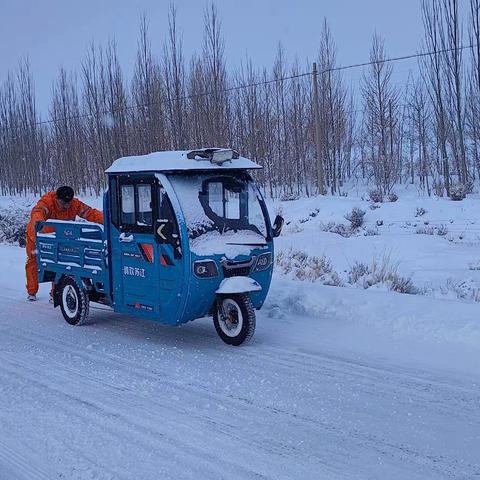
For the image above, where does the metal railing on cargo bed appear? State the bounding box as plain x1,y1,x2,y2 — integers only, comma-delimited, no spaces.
35,220,109,294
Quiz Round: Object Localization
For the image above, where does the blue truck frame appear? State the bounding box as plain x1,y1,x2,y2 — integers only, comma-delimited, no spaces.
35,149,283,345
36,220,109,299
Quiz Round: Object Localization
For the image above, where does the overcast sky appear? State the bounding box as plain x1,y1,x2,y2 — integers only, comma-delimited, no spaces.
0,0,424,114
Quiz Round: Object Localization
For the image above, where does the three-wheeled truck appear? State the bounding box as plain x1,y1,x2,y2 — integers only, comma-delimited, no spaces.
36,148,284,345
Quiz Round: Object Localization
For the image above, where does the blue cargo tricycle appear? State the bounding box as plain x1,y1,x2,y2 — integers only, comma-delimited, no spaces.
36,148,284,345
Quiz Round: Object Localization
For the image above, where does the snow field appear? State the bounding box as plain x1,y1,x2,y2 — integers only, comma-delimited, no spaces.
0,252,479,479
271,188,480,301
0,189,479,479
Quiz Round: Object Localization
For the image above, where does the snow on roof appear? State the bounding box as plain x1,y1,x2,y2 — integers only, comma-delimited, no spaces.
105,149,262,174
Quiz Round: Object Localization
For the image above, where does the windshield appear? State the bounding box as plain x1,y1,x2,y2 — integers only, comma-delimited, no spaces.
168,172,269,247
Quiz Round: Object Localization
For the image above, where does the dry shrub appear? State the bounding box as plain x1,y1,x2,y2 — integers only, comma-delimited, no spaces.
416,226,436,235
416,224,448,236
442,279,480,302
436,224,448,236
345,207,366,230
388,192,398,202
364,227,379,236
369,189,383,203
276,248,343,286
468,261,480,271
415,207,427,217
280,192,299,202
0,209,28,247
347,256,417,294
450,184,467,201
320,222,352,238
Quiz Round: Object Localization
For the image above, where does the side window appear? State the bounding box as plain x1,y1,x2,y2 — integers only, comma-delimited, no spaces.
158,187,179,234
208,182,223,216
158,186,182,258
137,184,152,226
225,189,240,219
109,176,119,228
121,185,135,225
204,178,243,220
119,180,154,232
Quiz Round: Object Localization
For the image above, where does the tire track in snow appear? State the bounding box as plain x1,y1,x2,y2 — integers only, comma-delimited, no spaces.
5,320,479,427
0,353,278,480
0,439,53,480
1,330,350,478
5,295,478,402
2,322,480,479
1,295,480,479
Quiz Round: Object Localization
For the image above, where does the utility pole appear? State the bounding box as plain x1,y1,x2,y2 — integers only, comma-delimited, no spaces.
312,62,325,195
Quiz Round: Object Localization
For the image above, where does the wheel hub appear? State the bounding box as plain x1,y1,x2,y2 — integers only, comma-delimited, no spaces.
66,291,77,311
62,285,79,318
222,305,239,330
218,298,243,337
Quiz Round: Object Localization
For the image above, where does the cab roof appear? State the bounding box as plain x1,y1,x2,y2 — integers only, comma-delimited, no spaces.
105,148,262,174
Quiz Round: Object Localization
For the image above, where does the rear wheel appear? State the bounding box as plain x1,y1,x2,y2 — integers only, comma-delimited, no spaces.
59,277,90,326
213,294,256,346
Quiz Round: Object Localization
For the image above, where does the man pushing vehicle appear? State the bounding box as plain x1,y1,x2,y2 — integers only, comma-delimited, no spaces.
25,186,104,301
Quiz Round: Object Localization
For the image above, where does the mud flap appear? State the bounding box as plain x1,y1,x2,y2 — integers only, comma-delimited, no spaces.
53,281,62,308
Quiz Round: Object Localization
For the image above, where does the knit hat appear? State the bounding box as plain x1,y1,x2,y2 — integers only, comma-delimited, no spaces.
56,186,74,203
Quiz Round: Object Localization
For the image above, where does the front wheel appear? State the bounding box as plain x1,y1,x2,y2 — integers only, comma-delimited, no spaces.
58,277,90,326
213,294,256,346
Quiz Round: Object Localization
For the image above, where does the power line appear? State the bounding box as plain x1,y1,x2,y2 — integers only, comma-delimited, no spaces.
324,43,476,75
0,42,477,134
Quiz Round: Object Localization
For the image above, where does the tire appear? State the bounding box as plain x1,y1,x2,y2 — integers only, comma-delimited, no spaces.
59,277,90,326
213,294,256,346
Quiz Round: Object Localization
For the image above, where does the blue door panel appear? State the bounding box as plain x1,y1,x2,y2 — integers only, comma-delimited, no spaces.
110,226,159,318
108,175,186,324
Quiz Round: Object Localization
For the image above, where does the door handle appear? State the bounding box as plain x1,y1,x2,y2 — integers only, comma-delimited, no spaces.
119,233,134,243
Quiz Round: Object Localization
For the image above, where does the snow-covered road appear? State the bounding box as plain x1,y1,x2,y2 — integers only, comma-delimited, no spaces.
0,244,479,479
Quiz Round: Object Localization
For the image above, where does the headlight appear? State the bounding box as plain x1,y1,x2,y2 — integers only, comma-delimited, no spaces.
193,260,219,278
253,252,272,272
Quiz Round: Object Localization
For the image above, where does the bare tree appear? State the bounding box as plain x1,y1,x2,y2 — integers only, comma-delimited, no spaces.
407,77,432,194
0,74,20,194
50,68,85,190
420,0,451,195
163,3,187,149
318,19,352,194
200,3,229,146
361,34,401,193
5,2,480,198
0,62,46,194
272,44,290,194
105,41,129,160
131,15,167,155
468,0,480,179
81,42,111,192
289,59,313,196
441,0,468,185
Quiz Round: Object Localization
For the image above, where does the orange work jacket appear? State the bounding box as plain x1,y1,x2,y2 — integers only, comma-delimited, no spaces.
26,191,104,248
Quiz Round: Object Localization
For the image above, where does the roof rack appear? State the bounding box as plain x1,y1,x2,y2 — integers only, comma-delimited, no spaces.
187,148,240,165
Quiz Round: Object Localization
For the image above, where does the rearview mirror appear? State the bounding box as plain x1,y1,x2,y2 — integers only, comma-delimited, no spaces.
272,215,284,238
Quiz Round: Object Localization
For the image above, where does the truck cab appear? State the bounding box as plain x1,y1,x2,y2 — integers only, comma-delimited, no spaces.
37,148,283,345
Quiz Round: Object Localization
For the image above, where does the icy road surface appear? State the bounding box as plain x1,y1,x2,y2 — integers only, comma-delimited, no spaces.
0,244,479,479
